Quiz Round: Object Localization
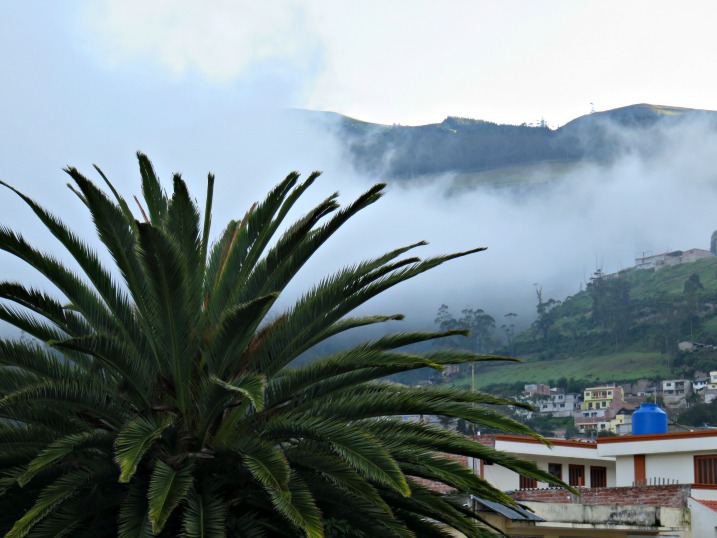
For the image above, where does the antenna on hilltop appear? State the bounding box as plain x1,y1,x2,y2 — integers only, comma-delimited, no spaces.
590,102,595,114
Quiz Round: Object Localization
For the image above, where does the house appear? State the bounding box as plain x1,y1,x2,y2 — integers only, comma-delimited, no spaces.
535,392,581,417
707,370,717,390
610,407,634,435
662,379,692,408
471,435,615,490
524,383,551,396
575,384,633,433
581,384,624,413
705,371,717,403
634,248,711,270
467,429,717,536
693,375,709,393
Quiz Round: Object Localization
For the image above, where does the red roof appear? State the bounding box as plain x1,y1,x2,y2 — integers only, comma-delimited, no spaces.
598,429,717,444
693,498,717,512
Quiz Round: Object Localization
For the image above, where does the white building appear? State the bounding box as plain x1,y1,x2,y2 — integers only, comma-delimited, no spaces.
635,248,711,270
472,435,614,490
535,392,581,417
662,379,692,408
694,376,709,393
468,430,717,537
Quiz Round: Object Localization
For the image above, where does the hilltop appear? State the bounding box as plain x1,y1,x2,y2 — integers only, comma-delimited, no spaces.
300,104,717,187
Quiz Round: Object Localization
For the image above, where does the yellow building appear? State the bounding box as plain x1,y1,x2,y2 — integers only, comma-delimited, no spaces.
582,385,623,412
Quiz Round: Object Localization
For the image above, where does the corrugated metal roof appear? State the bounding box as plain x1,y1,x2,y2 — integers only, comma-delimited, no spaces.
470,496,543,521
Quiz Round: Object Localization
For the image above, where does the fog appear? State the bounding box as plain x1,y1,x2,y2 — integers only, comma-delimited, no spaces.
4,105,717,337
3,5,717,338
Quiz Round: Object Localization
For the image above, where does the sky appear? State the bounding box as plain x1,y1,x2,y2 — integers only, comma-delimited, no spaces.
2,1,717,331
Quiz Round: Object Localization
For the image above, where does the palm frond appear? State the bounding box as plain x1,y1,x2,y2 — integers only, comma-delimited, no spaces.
115,415,173,483
182,487,227,538
137,152,168,226
147,459,194,534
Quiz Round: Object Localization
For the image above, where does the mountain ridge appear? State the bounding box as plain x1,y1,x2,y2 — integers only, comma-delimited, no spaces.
297,104,717,184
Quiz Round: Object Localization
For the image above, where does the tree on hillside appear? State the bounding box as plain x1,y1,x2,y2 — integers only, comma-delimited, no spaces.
501,312,517,355
435,305,497,353
533,285,560,349
683,272,705,339
650,292,683,362
587,270,631,350
0,154,566,537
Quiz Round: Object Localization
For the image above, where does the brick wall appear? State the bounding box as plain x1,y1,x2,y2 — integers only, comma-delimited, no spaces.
409,454,470,494
510,484,691,508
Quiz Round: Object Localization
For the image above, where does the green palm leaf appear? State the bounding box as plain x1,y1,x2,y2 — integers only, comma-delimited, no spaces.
6,467,111,538
147,460,195,534
115,415,173,483
210,373,266,412
20,430,114,486
182,488,226,538
118,477,154,538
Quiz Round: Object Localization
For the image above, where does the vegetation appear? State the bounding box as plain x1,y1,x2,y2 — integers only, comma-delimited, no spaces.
0,154,566,537
676,399,717,427
446,257,717,392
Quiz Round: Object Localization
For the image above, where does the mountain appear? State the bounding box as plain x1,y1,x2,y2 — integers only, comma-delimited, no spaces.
301,104,717,187
295,104,717,389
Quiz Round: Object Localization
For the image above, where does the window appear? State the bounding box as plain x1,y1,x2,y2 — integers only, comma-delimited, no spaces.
590,466,607,488
568,464,585,487
695,455,717,485
548,463,562,480
519,474,537,489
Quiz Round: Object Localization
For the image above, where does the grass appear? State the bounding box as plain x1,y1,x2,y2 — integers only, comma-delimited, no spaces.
432,160,581,191
451,351,670,390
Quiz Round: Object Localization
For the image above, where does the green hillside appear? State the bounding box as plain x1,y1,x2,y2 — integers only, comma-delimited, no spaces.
458,256,717,390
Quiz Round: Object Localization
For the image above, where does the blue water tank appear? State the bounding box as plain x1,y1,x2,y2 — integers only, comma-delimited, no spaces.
632,403,668,435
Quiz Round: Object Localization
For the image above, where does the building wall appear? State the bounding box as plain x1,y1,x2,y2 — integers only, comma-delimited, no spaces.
645,452,695,485
615,457,636,487
599,431,717,488
688,498,717,537
478,454,615,490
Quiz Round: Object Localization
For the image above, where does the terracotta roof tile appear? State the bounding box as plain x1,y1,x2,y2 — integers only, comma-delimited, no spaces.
693,498,717,512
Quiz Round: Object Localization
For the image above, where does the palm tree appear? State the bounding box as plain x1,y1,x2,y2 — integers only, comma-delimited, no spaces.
0,153,564,537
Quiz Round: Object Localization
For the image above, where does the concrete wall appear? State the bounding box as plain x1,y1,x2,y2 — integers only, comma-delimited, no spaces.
615,456,636,487
688,498,717,538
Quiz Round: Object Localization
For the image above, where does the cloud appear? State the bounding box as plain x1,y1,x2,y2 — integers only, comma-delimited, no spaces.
82,0,320,85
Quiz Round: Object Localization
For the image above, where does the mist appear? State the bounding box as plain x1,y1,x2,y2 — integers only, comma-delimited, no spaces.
327,113,717,328
3,4,717,340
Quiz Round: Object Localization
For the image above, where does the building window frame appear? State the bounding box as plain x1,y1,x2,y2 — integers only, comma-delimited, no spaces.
548,463,562,480
695,455,717,485
568,464,585,487
590,466,607,488
519,474,537,489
